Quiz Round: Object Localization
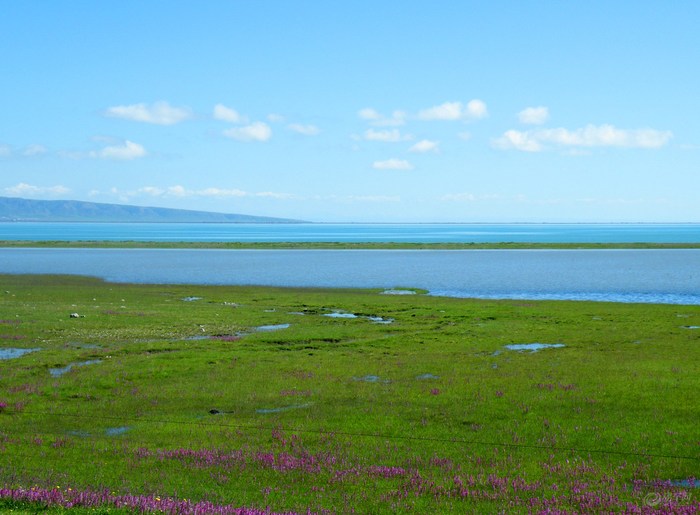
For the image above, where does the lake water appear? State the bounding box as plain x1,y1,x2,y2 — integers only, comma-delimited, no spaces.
1,247,699,305
2,222,700,243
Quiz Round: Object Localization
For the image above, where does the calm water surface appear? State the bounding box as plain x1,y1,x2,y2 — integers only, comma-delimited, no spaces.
2,222,700,243
1,248,699,305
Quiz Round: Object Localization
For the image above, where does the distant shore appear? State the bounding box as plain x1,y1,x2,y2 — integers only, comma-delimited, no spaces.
1,240,700,249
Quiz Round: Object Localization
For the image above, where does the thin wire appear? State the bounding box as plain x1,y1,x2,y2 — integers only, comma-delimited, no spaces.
6,408,700,462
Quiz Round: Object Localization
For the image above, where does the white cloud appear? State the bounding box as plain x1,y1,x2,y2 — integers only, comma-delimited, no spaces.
267,113,286,123
288,123,320,136
92,140,147,160
358,108,381,121
0,144,12,157
417,100,488,121
104,101,192,125
372,158,414,170
213,104,247,123
364,129,412,142
4,182,70,196
137,186,165,196
492,124,672,152
23,144,48,156
518,106,549,125
466,99,488,119
358,108,406,126
409,139,440,153
492,130,543,152
223,122,272,142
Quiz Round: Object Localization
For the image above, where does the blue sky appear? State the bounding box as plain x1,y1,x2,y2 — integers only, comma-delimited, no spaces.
1,1,698,222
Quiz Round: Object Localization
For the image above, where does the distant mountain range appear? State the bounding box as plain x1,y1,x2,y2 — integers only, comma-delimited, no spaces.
0,196,304,223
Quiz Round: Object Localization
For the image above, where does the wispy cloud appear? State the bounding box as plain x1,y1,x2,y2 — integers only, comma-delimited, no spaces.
223,122,272,142
213,104,247,123
104,101,192,125
409,139,440,153
364,129,412,142
92,140,147,160
518,106,549,125
0,144,49,158
288,123,320,136
115,185,294,200
492,124,673,152
417,100,488,121
358,108,406,127
59,140,147,160
3,182,70,196
372,158,413,170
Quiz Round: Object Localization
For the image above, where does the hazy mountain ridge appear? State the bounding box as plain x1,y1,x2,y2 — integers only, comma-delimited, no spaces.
0,197,304,223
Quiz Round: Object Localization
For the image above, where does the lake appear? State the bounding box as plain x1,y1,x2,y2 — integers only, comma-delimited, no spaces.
1,248,699,305
2,222,700,243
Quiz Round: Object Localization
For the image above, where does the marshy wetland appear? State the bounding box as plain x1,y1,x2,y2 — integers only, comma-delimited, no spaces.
0,273,698,513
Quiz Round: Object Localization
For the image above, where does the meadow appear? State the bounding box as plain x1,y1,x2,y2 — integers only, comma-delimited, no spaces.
0,273,698,513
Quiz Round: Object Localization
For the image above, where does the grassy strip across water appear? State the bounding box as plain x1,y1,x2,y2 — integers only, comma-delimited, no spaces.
0,274,698,513
1,240,700,249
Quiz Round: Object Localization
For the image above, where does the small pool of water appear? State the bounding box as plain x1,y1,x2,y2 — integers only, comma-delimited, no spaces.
255,323,291,332
50,359,102,377
0,348,40,360
105,426,130,436
256,403,311,414
505,343,565,353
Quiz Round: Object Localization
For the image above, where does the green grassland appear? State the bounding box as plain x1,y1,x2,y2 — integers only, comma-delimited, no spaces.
0,274,698,513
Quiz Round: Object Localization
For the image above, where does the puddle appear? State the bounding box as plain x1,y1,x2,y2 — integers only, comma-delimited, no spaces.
255,403,311,414
50,359,102,377
381,289,417,295
353,375,389,383
682,326,700,329
671,479,699,488
491,350,502,356
505,343,565,353
67,430,91,437
0,348,40,360
182,297,203,302
416,373,439,380
105,426,130,436
324,312,358,319
255,323,291,332
324,311,393,324
368,316,394,324
288,312,306,316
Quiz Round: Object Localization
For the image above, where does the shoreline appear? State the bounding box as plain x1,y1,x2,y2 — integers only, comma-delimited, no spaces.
2,240,700,250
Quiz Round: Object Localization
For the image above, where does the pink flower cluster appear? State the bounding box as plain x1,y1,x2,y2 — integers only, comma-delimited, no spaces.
0,486,302,514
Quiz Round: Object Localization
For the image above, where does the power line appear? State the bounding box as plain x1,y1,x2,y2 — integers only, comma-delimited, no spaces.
5,408,700,462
